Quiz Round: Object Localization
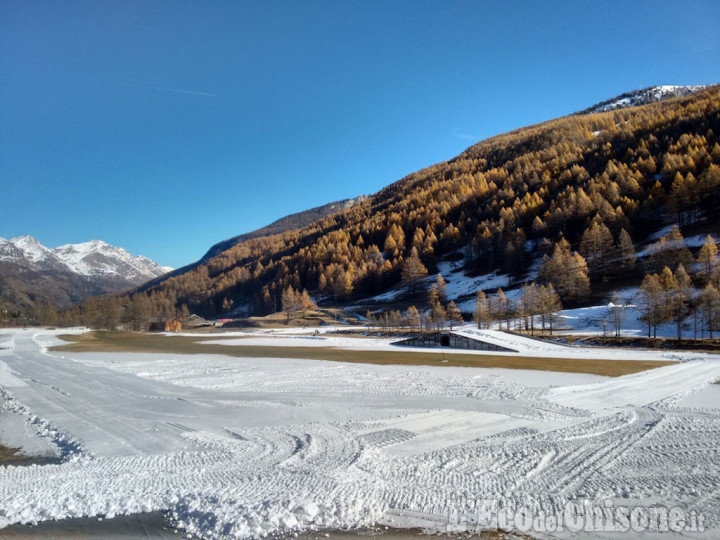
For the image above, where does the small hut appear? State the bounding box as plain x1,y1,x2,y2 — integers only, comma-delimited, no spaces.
164,317,183,332
185,314,210,328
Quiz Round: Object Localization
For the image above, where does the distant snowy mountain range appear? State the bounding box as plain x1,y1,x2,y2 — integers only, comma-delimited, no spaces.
0,236,171,311
0,236,171,280
577,85,707,114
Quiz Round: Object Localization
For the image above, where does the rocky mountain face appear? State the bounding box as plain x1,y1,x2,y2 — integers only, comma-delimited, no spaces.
0,236,170,311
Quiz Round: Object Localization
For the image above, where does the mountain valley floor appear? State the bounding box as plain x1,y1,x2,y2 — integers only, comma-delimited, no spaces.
0,327,719,539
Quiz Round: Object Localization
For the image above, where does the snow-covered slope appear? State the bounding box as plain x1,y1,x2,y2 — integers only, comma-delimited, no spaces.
0,236,68,272
578,85,707,114
0,236,170,280
52,239,171,280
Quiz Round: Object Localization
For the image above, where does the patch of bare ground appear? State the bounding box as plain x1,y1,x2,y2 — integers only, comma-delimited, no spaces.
53,332,672,377
0,444,60,467
0,511,177,538
219,308,364,330
543,333,720,352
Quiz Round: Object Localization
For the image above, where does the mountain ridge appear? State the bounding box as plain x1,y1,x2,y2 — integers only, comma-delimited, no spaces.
0,236,171,316
200,196,367,261
0,236,171,278
576,85,708,115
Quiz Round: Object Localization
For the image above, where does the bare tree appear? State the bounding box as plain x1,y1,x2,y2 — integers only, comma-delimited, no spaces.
519,283,540,335
473,290,491,329
537,285,562,335
580,220,614,281
640,273,665,338
299,289,317,316
608,292,626,338
617,228,637,273
406,305,421,330
447,301,463,330
700,283,720,338
670,264,693,342
698,235,718,277
435,273,448,304
431,300,446,330
282,286,301,322
492,288,514,331
401,247,428,297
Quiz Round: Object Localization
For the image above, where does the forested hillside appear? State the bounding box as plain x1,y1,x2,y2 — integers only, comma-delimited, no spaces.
67,86,720,327
199,196,367,261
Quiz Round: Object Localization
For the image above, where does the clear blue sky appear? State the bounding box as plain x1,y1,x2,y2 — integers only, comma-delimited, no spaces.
2,1,719,268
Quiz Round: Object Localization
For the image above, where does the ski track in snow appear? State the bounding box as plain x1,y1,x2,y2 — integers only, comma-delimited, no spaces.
1,329,720,538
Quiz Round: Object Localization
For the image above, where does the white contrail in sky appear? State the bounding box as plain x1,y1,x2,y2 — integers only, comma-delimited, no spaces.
136,84,217,97
91,80,218,97
452,129,478,141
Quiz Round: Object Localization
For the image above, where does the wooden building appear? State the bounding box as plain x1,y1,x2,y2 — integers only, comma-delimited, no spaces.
185,314,211,328
165,318,183,332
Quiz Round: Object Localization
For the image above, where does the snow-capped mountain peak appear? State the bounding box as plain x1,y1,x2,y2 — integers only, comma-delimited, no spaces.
0,235,171,281
56,240,171,281
8,235,56,263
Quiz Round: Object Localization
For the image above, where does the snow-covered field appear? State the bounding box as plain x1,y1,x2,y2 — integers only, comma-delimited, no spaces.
1,328,720,538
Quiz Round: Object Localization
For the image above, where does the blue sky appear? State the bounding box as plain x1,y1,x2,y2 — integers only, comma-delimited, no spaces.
2,1,719,268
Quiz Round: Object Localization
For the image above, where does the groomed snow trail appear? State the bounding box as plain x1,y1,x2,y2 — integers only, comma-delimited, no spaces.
1,329,719,538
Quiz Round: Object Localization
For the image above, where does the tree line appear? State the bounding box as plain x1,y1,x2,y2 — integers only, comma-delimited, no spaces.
639,233,720,340
36,216,720,343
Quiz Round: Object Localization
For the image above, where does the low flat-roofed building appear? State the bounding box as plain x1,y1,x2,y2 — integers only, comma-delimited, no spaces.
393,332,516,353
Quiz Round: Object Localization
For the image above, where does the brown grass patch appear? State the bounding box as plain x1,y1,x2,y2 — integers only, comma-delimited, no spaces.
219,308,365,330
0,444,22,464
53,332,672,377
0,444,59,466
